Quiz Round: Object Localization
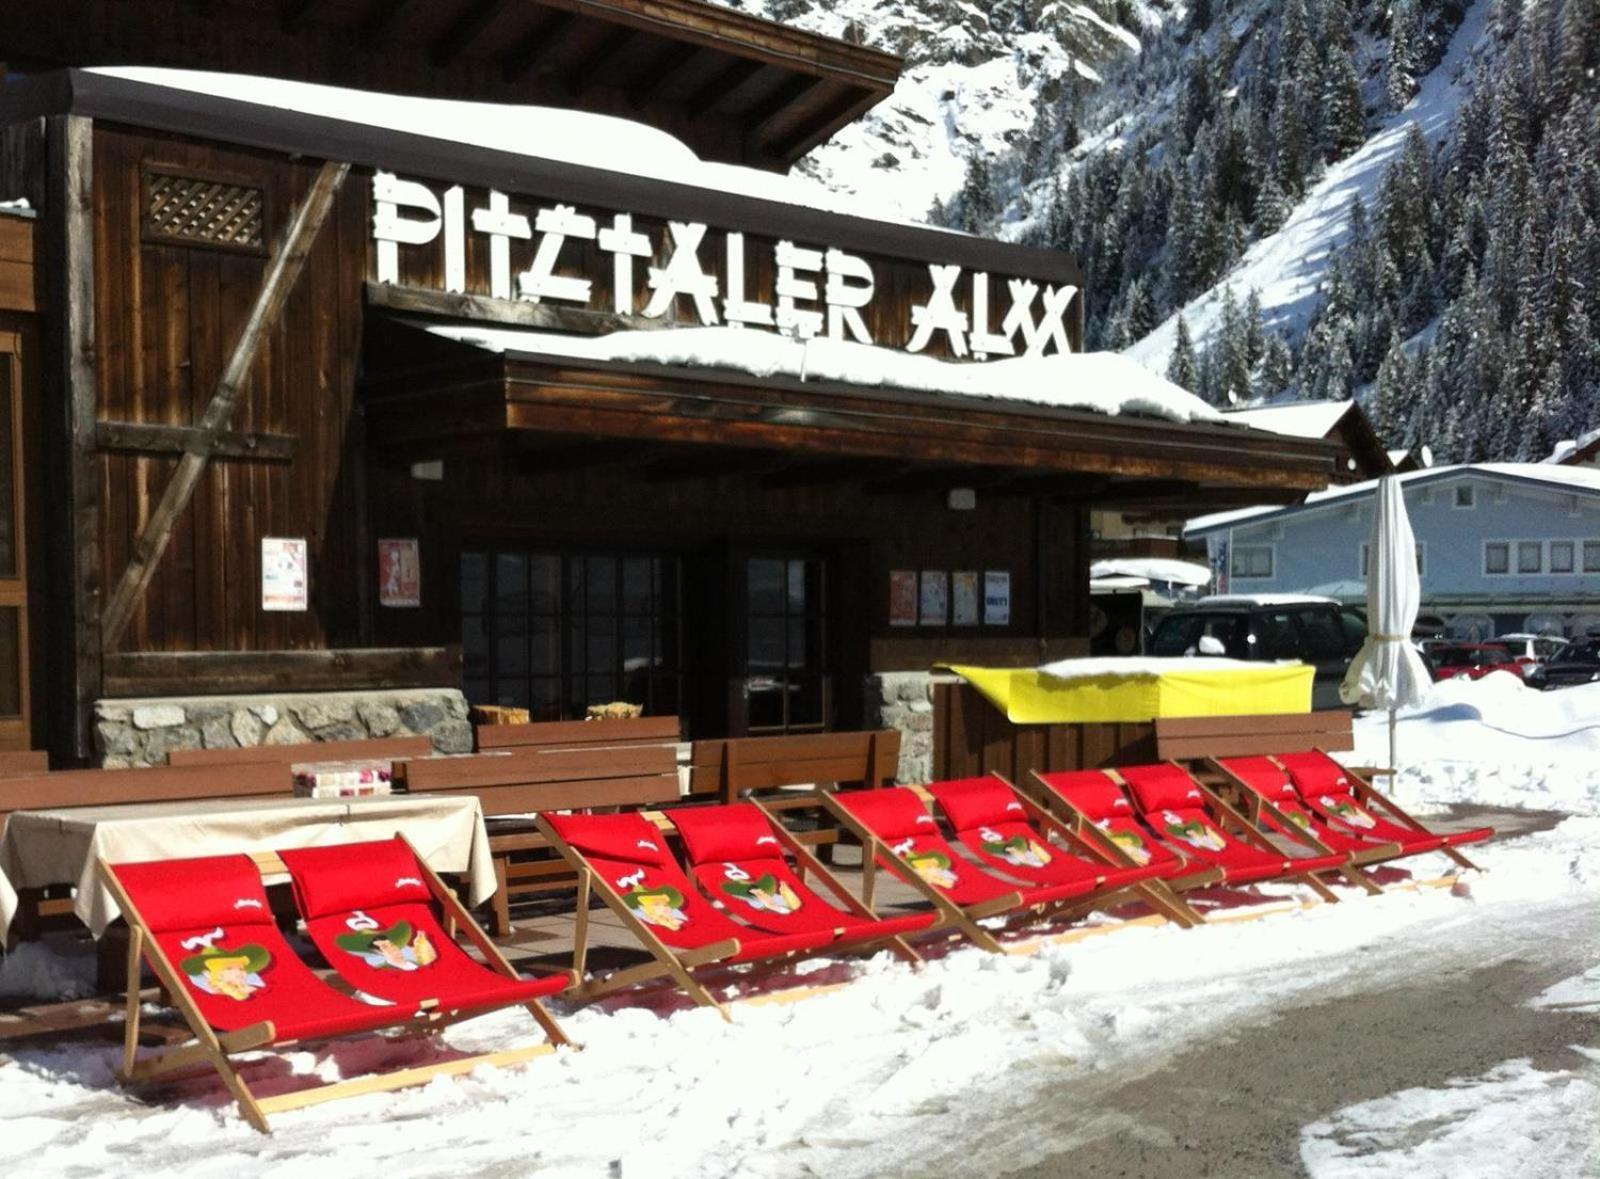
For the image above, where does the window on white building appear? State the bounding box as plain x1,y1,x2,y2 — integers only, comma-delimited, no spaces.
1454,485,1475,508
1585,541,1600,573
1231,545,1274,579
1484,542,1510,575
1551,541,1575,573
1517,541,1543,574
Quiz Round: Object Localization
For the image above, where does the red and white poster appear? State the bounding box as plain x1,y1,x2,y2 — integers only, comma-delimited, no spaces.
378,538,421,608
261,537,308,612
889,570,918,627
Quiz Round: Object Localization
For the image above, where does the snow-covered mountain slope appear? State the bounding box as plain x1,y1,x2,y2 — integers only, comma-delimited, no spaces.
1126,0,1492,370
714,0,1163,223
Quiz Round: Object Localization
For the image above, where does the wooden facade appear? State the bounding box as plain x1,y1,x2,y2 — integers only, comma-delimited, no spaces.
0,11,1339,760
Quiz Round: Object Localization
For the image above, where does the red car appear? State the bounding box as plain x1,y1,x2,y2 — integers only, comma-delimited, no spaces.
1428,643,1527,682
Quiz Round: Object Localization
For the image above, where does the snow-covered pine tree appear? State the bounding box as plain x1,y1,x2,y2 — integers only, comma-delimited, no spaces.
1167,315,1200,391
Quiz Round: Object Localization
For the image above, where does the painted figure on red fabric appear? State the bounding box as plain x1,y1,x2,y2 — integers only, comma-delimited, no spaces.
1159,810,1227,853
1096,820,1154,865
890,838,959,888
1322,796,1378,829
178,929,271,1001
334,911,438,971
978,827,1053,868
617,870,689,931
720,864,802,915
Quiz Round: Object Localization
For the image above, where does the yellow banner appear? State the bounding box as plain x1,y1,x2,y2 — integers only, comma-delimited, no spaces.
944,663,1314,724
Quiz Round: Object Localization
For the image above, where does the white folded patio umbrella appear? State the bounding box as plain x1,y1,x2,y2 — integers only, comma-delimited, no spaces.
1340,475,1431,771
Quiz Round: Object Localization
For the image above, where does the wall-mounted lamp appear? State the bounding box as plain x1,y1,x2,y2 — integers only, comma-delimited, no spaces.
410,460,445,482
947,487,976,511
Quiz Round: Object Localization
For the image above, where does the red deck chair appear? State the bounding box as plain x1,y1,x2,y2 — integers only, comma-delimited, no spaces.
923,774,1204,927
1117,762,1348,898
670,802,933,962
822,786,1117,953
1213,756,1420,891
1027,769,1225,897
537,810,840,1018
100,851,569,1132
277,836,572,1031
1276,750,1492,871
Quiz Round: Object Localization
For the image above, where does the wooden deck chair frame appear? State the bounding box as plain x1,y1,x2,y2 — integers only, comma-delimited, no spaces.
1133,762,1347,903
536,813,840,1021
1018,770,1227,898
974,773,1210,928
98,833,572,1133
739,799,925,966
814,790,1150,954
1207,758,1401,894
1309,748,1485,873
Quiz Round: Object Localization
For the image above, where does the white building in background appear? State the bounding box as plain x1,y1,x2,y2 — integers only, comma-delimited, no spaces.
1185,464,1600,640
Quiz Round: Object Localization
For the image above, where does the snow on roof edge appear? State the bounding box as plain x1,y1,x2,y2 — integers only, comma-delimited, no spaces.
418,321,1223,425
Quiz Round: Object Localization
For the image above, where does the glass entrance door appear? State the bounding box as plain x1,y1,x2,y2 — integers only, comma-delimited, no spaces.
742,555,829,734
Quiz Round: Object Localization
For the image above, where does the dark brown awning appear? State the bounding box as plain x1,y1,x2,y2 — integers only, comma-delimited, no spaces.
360,320,1339,507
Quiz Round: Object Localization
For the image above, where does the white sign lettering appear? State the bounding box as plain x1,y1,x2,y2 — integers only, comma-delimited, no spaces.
371,173,1078,359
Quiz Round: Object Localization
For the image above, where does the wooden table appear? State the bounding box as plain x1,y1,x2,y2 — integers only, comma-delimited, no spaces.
0,792,495,940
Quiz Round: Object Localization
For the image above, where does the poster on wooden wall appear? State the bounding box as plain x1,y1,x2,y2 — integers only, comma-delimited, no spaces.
261,537,308,612
378,538,421,608
952,571,980,626
919,571,949,626
983,570,1011,626
889,570,918,627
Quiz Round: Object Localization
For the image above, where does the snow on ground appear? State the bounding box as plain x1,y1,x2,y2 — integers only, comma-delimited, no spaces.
1,816,1596,1178
1350,675,1600,816
1300,1057,1600,1179
1127,0,1493,367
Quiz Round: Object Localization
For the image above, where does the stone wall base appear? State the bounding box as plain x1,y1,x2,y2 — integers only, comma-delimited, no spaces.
864,671,947,785
93,688,472,768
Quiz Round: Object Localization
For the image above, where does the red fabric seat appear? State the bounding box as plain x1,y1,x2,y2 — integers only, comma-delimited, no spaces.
1033,770,1196,878
278,840,566,1017
832,787,1092,909
541,811,837,963
925,776,1162,896
1276,751,1488,850
1120,764,1348,884
1222,757,1409,856
112,854,418,1044
671,803,935,943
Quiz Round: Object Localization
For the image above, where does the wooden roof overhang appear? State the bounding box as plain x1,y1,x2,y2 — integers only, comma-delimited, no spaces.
361,331,1340,509
0,68,1079,290
0,0,901,170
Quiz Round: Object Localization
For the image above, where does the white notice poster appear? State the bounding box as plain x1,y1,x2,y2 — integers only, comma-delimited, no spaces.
262,537,309,612
983,570,1010,626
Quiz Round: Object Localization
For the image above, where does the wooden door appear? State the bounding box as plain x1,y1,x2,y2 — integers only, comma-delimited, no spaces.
0,323,34,750
733,551,833,736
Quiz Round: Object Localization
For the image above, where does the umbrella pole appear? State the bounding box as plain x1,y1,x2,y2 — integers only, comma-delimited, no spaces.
1388,706,1397,781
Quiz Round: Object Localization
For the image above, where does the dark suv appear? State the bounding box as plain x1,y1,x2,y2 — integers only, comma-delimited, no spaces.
1147,595,1367,710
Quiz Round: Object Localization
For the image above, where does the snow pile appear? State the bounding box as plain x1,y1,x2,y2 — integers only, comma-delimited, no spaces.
1529,965,1600,1015
1221,399,1353,440
1038,655,1268,680
426,321,1222,424
0,939,96,1002
1300,1058,1600,1179
1545,427,1600,466
1089,557,1213,587
85,68,899,227
1350,675,1600,815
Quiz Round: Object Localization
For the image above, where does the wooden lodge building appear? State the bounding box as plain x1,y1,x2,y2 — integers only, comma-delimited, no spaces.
0,1,1335,768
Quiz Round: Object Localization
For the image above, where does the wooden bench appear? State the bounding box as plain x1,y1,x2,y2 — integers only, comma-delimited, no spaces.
1153,711,1355,761
0,751,47,778
398,743,682,936
167,734,435,767
475,715,682,752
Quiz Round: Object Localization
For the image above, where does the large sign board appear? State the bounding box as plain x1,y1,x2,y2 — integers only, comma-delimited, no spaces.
370,173,1079,361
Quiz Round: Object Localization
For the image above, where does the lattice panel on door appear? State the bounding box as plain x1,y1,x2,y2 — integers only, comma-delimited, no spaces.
142,168,267,254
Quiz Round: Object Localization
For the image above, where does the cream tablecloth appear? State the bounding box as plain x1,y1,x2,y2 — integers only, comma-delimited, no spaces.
0,793,494,937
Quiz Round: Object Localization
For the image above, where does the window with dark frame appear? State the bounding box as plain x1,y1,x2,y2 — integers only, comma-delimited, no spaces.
1551,540,1576,574
1584,541,1600,573
460,549,682,722
1230,544,1273,579
1484,542,1510,575
744,556,828,734
1517,541,1543,574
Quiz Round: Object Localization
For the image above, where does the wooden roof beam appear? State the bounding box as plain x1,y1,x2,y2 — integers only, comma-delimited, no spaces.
746,73,828,141
685,57,765,119
432,0,511,66
628,41,705,109
562,27,637,97
768,87,879,160
360,0,417,45
502,10,578,82
278,0,321,34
